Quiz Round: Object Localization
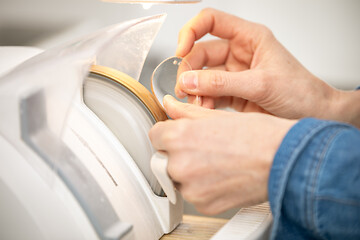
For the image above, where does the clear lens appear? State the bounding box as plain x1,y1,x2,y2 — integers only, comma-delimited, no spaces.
151,56,192,108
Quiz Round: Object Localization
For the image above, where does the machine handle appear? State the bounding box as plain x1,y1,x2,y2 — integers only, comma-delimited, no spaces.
151,151,177,204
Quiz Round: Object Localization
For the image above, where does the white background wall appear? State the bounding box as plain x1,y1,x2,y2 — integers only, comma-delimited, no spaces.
0,0,359,90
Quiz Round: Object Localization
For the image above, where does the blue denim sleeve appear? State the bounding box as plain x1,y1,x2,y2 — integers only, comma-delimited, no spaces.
269,118,360,240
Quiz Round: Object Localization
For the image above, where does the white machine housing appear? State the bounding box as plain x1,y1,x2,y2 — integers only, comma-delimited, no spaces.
0,14,183,240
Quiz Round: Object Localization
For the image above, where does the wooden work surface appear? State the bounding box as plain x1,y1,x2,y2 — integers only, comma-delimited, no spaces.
161,215,228,240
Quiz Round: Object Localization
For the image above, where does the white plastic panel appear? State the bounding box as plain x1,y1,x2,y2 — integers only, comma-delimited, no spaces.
84,72,162,195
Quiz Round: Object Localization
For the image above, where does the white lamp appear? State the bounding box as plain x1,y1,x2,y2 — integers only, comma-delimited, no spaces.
101,0,201,3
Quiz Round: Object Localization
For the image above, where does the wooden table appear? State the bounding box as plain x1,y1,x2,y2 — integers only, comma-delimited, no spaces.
161,215,228,240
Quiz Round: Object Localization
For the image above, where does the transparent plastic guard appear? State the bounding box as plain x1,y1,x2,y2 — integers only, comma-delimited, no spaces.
0,14,165,182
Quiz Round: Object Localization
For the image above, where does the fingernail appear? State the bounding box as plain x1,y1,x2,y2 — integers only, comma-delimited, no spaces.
181,71,198,90
175,47,182,57
176,89,188,98
194,96,202,106
163,94,172,102
176,42,184,57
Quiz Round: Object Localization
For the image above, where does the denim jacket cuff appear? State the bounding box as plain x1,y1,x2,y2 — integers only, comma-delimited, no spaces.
268,118,334,238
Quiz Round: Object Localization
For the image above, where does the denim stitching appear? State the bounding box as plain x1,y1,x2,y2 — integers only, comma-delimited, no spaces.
310,127,346,239
315,196,360,206
304,137,325,232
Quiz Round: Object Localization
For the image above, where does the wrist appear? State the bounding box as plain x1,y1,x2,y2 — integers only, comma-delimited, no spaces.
330,89,360,128
268,117,298,162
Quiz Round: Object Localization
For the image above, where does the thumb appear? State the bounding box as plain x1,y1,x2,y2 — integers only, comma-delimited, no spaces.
177,69,267,102
163,95,212,120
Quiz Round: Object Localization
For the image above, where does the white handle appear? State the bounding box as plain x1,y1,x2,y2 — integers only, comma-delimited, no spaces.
151,151,177,204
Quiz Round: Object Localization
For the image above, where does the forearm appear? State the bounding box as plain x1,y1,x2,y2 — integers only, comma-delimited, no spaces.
268,118,360,240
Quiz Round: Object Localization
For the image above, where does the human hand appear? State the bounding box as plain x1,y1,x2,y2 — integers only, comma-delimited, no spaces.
149,95,296,215
174,8,346,121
